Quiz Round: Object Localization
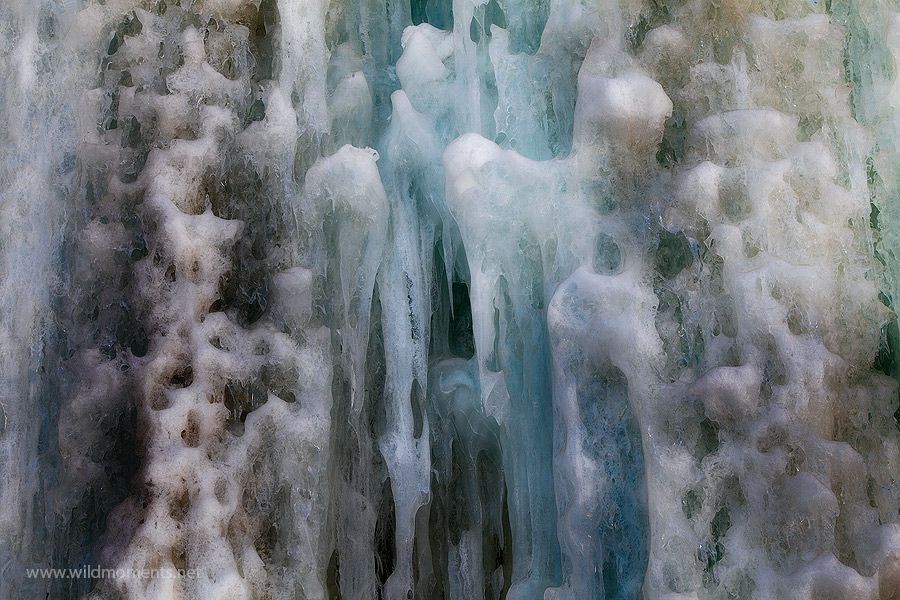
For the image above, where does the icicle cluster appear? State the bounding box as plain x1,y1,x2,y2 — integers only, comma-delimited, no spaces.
4,1,900,599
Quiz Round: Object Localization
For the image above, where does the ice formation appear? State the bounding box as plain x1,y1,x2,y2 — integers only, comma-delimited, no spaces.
4,0,900,599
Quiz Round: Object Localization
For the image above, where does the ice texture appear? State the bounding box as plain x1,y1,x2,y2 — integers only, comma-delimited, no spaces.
3,0,900,599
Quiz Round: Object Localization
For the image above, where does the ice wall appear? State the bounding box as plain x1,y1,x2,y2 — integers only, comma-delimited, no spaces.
3,1,900,599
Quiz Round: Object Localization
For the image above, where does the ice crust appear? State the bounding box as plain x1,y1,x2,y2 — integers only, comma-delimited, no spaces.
3,0,900,599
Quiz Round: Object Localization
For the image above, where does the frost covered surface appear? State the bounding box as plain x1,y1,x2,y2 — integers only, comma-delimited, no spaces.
3,0,900,599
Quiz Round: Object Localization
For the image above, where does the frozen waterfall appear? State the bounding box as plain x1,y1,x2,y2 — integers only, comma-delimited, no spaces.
3,0,900,599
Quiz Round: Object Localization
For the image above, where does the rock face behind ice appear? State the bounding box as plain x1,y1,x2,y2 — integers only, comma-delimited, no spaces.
3,1,900,600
